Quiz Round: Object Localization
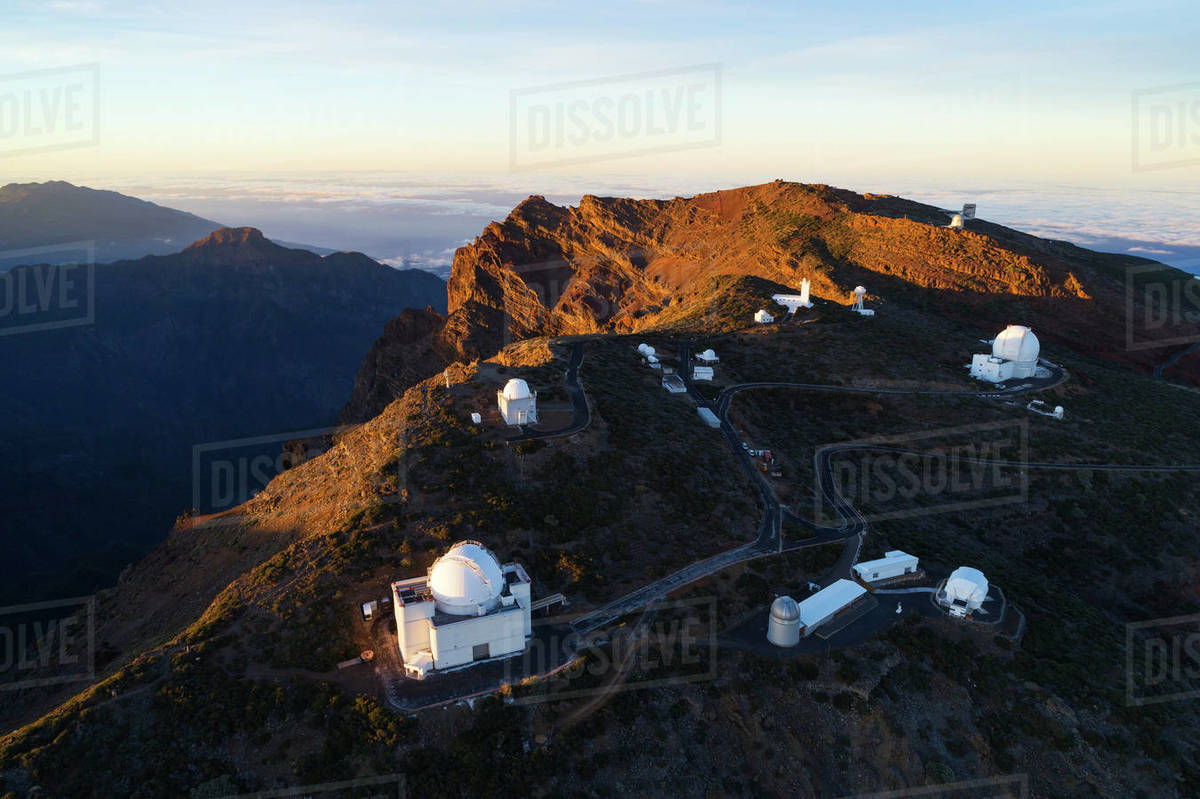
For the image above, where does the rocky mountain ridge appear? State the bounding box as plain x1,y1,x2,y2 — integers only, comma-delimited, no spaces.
344,180,1199,421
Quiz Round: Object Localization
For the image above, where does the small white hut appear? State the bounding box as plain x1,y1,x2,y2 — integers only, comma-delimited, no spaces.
754,309,774,324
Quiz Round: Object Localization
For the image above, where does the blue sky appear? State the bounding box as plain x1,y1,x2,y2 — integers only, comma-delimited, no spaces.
2,0,1198,189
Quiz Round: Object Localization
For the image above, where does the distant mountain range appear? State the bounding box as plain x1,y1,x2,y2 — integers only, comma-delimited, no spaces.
0,181,334,267
0,209,446,603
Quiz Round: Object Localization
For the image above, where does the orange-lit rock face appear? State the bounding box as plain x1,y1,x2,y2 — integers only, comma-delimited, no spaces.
349,181,1200,420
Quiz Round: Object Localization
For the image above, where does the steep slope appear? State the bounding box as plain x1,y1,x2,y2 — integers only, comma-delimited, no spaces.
5,310,1200,797
345,181,1199,420
0,229,447,604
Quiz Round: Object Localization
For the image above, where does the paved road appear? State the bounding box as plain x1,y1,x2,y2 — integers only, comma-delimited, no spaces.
508,341,590,442
1154,340,1200,379
568,343,1198,636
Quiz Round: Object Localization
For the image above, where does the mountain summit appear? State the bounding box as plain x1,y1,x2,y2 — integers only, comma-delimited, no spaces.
344,180,1200,420
185,226,273,250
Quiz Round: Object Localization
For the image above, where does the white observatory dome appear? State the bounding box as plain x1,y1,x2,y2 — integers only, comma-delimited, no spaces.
950,214,964,228
943,567,989,609
501,378,533,401
770,595,800,621
429,541,506,615
992,325,1040,368
853,286,866,295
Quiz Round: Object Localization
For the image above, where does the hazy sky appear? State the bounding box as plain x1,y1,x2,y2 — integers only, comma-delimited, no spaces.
3,0,1199,188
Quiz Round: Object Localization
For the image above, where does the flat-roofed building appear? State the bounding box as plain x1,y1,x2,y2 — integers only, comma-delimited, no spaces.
853,550,919,584
798,579,867,636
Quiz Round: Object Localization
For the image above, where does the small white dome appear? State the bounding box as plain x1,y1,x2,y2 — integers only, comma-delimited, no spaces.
853,285,866,295
992,325,1039,368
501,378,532,401
637,343,655,356
699,348,717,359
770,595,800,621
429,541,506,615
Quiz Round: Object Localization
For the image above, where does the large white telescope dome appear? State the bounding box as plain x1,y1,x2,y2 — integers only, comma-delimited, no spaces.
429,541,506,615
992,325,1039,369
501,378,533,401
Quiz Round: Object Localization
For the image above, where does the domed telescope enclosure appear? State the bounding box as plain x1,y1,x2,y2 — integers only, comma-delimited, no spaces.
937,566,989,619
391,540,533,679
497,378,538,426
968,325,1040,383
767,595,801,647
851,286,875,316
429,541,506,616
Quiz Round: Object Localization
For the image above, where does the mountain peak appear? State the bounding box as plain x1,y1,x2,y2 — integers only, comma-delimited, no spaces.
186,226,272,250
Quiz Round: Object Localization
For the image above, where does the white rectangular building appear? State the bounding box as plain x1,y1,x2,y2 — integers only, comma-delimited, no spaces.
853,550,919,584
697,407,720,428
798,579,867,636
693,366,714,381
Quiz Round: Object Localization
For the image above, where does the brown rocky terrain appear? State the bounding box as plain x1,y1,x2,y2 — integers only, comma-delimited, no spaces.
345,181,1199,421
4,183,1200,798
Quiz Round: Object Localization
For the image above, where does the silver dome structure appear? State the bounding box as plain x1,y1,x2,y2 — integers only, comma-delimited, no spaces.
767,595,801,646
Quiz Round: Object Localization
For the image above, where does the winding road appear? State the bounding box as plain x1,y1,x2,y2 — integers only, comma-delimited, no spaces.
567,340,1199,637
508,341,590,442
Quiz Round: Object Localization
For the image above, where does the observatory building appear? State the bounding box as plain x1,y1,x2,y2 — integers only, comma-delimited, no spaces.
754,309,775,324
767,595,801,646
391,540,532,679
948,203,976,230
696,348,719,364
497,378,538,426
797,579,867,636
969,325,1040,383
853,550,919,585
851,286,875,316
771,279,814,315
937,566,989,619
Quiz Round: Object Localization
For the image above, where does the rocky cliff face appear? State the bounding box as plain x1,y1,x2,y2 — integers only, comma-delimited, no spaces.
340,306,455,424
345,181,1199,420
